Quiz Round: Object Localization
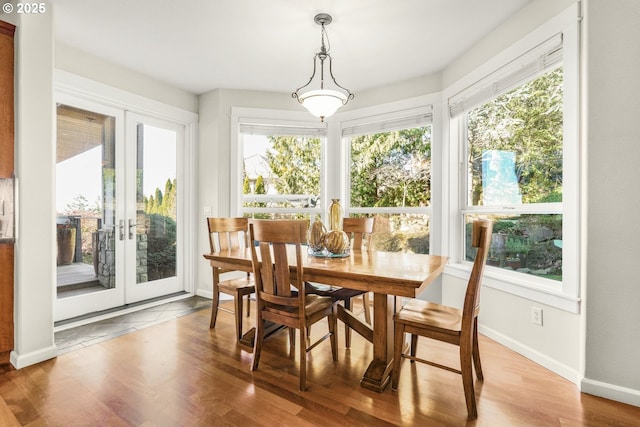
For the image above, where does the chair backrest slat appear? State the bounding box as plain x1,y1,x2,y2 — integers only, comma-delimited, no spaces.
207,217,249,253
462,220,492,335
250,220,308,312
343,217,374,251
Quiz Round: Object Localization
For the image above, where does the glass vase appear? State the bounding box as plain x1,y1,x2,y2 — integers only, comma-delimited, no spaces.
328,199,343,231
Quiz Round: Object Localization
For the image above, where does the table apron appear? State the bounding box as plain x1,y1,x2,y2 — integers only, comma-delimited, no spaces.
302,272,420,298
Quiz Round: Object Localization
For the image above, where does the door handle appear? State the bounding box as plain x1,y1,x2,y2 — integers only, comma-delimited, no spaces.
128,219,138,240
116,220,125,241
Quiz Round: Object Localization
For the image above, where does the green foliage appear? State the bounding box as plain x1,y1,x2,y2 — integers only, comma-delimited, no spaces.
506,236,531,255
265,136,321,196
350,127,431,208
145,213,176,281
467,67,563,205
142,179,177,279
255,175,266,194
144,178,177,220
243,176,251,194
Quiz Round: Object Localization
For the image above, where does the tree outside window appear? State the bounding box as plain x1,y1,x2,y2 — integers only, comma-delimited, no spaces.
465,67,564,281
240,131,323,220
348,125,432,254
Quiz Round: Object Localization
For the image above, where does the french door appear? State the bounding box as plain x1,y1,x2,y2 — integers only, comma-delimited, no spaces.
55,97,186,321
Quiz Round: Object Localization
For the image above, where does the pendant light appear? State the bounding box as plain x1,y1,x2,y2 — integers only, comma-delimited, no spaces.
292,13,354,122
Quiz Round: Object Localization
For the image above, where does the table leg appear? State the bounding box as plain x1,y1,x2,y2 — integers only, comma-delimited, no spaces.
360,292,396,392
239,322,286,349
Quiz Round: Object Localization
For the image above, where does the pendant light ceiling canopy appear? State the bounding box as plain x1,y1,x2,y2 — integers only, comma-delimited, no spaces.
292,13,354,122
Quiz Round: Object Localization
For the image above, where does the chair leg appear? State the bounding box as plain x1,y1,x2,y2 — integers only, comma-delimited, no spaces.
460,341,478,419
245,294,251,318
289,327,296,358
210,283,220,329
251,317,264,372
472,318,483,381
299,326,307,391
329,306,338,361
410,334,418,362
344,298,352,348
391,321,404,390
233,292,243,341
362,292,372,324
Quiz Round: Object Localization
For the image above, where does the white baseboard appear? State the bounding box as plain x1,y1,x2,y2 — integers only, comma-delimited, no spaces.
581,378,640,408
195,288,213,299
479,324,581,384
10,345,58,370
195,289,232,301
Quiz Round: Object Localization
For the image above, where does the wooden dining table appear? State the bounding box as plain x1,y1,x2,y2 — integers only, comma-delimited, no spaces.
203,247,448,392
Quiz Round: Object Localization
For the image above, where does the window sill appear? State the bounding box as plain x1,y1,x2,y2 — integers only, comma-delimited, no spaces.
444,262,581,313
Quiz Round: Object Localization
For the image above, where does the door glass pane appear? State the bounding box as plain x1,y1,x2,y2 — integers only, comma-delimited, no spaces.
136,123,177,284
56,104,116,297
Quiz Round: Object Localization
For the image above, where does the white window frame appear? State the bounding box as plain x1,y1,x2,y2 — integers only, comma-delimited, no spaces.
230,107,328,219
335,96,442,253
341,107,434,212
53,70,199,313
443,4,581,313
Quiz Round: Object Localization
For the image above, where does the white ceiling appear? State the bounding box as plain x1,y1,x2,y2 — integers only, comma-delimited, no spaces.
53,0,532,95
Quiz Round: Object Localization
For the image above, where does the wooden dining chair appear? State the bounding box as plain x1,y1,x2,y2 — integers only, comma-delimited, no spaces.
206,217,255,341
343,217,374,324
306,217,374,348
249,219,338,391
391,219,492,419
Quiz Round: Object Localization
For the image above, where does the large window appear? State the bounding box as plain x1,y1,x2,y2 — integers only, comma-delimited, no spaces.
238,122,325,221
230,14,579,313
343,111,433,253
464,67,564,281
449,27,579,305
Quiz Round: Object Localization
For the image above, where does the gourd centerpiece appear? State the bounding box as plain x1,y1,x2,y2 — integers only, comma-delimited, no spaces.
308,199,350,256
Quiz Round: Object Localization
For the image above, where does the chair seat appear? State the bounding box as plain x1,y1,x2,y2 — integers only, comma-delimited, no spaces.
264,294,334,319
217,277,255,293
394,299,463,333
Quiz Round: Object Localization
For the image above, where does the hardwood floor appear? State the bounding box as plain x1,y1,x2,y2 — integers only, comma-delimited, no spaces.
1,300,638,426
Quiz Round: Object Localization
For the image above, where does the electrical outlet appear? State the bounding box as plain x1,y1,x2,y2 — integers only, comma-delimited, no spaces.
203,206,212,217
531,307,543,326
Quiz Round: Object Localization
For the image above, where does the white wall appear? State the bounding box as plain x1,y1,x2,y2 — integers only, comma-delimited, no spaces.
196,89,295,297
581,0,640,407
10,2,58,368
442,0,576,88
55,43,198,113
442,275,581,381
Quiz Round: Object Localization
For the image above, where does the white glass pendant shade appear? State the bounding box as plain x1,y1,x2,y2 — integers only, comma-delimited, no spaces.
299,89,347,120
292,13,353,121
